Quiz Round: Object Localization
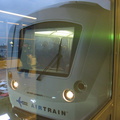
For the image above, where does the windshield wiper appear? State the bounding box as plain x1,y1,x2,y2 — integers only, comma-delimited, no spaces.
56,38,62,71
36,39,62,81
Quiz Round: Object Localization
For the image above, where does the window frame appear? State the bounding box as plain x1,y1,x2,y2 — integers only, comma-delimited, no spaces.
17,21,82,77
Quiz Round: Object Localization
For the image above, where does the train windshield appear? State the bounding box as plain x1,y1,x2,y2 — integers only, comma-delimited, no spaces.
18,22,82,77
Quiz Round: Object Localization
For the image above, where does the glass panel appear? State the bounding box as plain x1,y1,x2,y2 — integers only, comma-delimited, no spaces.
18,22,81,77
0,1,114,120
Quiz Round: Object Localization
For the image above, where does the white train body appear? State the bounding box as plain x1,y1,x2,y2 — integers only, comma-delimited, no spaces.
7,1,113,120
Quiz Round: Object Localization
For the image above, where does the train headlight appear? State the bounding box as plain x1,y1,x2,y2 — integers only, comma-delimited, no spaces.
11,80,19,90
63,89,75,102
74,81,87,92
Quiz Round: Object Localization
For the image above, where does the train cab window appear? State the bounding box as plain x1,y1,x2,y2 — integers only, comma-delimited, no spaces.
18,22,82,77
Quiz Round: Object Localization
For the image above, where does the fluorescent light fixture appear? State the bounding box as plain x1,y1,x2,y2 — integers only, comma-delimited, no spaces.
0,113,10,120
0,10,37,20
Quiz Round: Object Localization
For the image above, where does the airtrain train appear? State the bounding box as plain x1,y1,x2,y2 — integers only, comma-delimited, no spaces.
6,0,120,120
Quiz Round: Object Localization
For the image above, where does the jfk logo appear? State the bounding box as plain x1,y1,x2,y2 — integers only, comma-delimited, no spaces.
16,97,28,107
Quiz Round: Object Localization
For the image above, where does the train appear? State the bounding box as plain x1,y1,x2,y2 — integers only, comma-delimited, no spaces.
6,0,120,119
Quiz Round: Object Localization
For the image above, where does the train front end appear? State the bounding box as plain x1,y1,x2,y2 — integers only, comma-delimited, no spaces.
7,2,113,120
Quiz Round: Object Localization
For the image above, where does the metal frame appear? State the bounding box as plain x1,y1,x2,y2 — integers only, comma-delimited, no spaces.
92,0,120,119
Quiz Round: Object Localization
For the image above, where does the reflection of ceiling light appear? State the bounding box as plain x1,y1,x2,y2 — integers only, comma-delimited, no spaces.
7,22,19,25
30,99,36,103
22,24,27,26
0,113,10,120
0,10,37,20
10,41,13,44
68,34,74,38
57,30,72,34
35,31,54,35
0,21,4,23
35,30,73,37
52,96,56,99
52,31,73,37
